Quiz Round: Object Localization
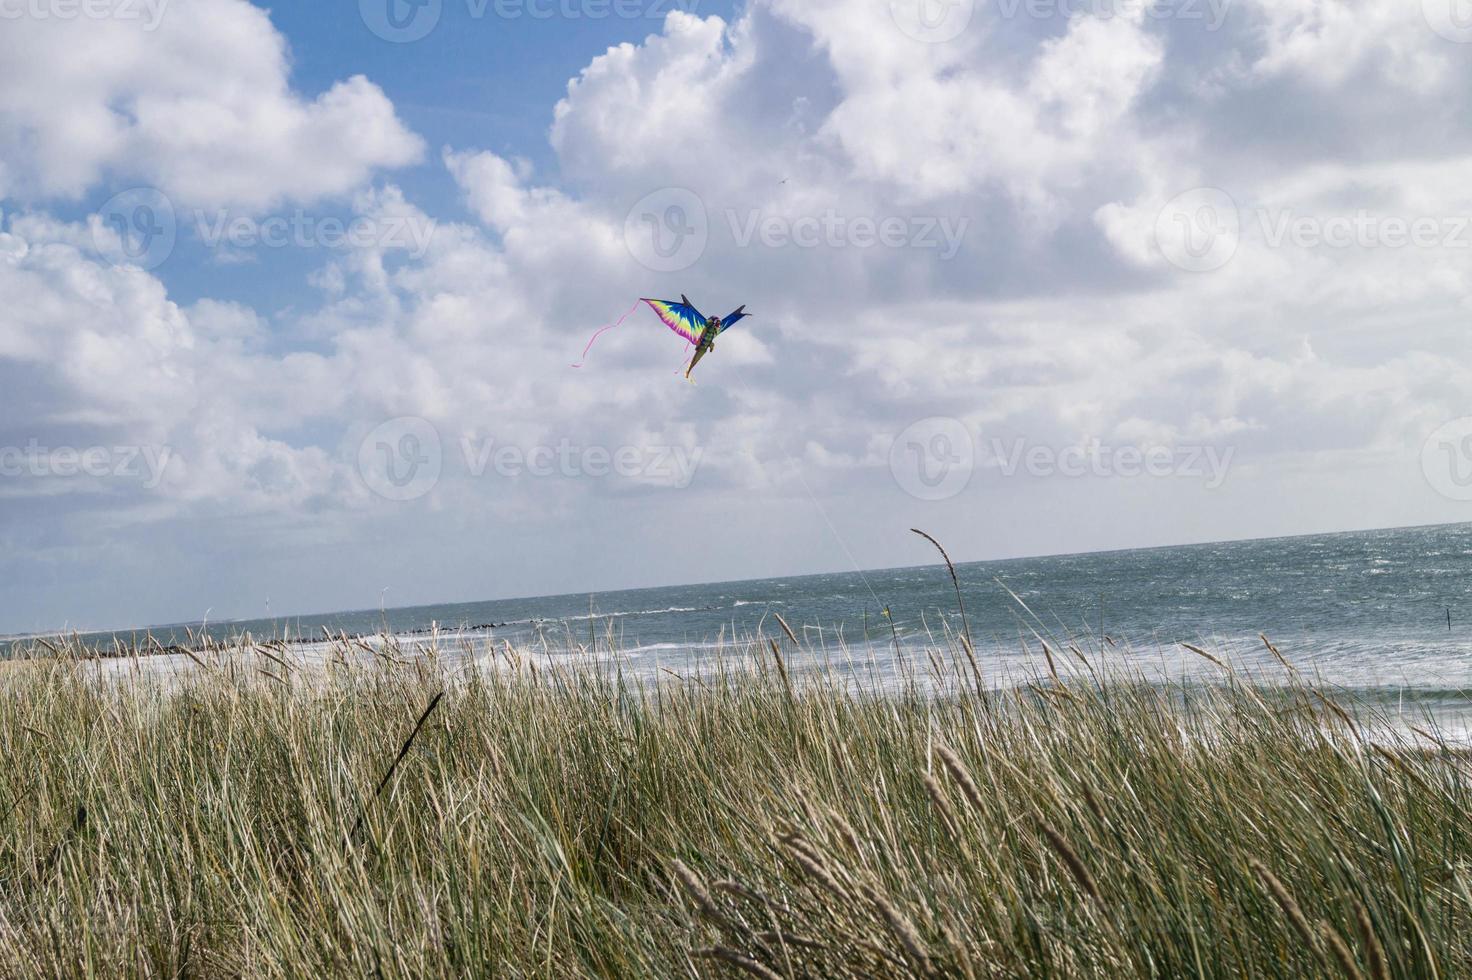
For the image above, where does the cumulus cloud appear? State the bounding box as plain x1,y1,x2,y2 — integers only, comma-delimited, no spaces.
0,0,423,209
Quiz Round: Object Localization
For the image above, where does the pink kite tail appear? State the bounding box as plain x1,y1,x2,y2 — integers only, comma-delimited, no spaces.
571,299,641,368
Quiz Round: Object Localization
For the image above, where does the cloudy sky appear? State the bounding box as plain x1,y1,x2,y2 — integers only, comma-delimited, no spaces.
2,0,1471,634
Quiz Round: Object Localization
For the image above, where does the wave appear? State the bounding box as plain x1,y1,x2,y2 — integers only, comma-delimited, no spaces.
382,606,711,635
543,605,706,623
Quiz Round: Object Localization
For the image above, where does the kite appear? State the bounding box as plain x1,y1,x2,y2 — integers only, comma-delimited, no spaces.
641,295,750,380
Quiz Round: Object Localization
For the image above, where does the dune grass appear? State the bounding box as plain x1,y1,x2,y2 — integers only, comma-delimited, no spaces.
0,629,1468,978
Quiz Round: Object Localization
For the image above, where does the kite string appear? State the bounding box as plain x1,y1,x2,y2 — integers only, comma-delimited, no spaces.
571,299,641,368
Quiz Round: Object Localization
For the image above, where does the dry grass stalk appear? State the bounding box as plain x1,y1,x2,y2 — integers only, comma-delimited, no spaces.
935,745,985,815
696,947,783,980
1319,921,1367,980
779,835,847,899
864,885,931,973
1261,633,1296,672
672,859,718,916
910,528,974,659
1353,901,1390,980
1250,859,1324,963
768,639,793,700
923,772,960,838
1180,642,1227,670
1041,824,1101,903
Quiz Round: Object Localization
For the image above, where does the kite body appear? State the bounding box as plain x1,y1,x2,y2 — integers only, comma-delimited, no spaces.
641,295,750,380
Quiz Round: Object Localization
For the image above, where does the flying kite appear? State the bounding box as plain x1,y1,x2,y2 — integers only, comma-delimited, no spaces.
641,295,750,380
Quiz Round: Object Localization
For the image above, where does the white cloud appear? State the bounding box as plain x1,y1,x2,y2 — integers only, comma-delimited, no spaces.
0,0,423,209
1241,0,1449,90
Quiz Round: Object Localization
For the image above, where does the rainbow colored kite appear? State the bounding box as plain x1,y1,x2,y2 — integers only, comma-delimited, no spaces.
642,295,750,380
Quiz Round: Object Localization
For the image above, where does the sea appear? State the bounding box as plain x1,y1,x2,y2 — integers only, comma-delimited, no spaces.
9,523,1472,717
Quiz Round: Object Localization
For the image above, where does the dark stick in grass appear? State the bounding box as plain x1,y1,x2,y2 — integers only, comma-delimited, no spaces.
350,691,444,845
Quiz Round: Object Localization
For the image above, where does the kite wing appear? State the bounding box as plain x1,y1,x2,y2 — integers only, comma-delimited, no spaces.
717,305,749,334
642,297,707,344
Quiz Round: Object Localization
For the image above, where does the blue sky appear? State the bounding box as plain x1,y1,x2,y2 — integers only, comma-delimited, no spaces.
68,0,739,312
3,0,1472,634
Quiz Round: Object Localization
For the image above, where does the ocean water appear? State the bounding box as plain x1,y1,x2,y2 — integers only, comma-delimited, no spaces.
17,523,1472,704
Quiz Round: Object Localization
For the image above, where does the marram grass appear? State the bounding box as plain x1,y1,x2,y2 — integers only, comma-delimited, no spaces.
0,631,1469,978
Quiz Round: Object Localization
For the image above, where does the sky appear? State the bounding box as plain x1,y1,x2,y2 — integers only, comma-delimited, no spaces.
3,0,1472,634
